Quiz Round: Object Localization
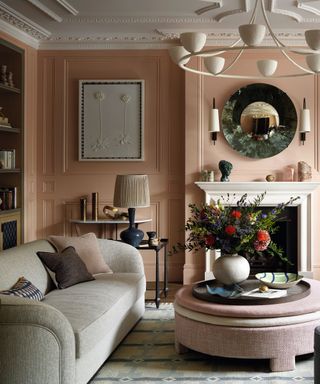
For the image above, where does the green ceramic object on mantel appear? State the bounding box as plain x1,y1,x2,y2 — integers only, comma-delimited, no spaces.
219,160,233,182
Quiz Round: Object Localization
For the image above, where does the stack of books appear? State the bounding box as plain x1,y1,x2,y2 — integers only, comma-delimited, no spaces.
0,149,16,169
0,187,17,210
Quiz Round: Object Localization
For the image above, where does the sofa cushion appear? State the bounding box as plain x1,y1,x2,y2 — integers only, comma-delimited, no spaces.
0,276,44,301
43,272,145,358
48,233,113,275
0,240,56,294
37,247,95,289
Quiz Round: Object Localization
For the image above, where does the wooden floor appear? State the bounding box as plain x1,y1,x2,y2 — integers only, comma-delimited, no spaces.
145,282,182,303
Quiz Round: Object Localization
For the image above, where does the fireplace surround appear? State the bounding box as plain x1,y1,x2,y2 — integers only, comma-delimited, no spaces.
195,181,320,280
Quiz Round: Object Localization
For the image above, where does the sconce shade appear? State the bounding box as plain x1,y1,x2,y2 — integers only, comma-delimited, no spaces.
300,109,311,133
209,109,220,133
113,174,150,208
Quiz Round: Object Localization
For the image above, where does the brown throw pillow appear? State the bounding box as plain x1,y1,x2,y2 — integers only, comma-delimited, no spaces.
48,233,112,275
37,246,95,289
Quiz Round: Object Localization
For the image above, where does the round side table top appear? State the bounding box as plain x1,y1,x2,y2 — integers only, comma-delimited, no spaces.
175,278,320,319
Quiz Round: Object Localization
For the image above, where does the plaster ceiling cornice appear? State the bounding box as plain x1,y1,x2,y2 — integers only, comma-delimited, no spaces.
0,0,319,50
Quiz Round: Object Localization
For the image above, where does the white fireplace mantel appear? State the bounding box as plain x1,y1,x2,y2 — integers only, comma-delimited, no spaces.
195,181,320,280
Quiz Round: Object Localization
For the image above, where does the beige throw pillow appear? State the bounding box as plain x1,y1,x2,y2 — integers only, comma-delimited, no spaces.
48,233,113,275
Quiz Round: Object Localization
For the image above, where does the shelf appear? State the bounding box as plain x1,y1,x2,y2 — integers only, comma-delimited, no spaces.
0,125,20,133
0,83,21,94
0,208,20,216
0,168,21,174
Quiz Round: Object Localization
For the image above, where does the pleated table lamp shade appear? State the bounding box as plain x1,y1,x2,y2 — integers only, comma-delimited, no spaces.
113,174,150,208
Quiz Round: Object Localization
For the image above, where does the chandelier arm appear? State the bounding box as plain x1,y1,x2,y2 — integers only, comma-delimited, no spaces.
279,49,314,74
178,61,312,79
217,47,245,74
260,0,285,48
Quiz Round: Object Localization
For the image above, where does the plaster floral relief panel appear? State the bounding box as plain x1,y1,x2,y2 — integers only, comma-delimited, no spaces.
79,79,144,161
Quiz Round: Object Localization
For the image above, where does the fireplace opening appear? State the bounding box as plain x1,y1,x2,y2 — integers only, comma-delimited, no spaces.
244,206,298,275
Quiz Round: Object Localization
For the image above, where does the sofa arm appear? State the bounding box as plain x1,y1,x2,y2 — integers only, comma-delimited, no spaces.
97,239,145,274
0,295,75,384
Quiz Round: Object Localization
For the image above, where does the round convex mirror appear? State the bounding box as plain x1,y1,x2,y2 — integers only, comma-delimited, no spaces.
221,83,297,159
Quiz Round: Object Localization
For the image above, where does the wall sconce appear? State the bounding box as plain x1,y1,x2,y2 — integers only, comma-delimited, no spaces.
209,97,220,145
300,98,311,145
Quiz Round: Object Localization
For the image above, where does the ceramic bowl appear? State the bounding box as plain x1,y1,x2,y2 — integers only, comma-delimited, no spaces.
255,272,303,289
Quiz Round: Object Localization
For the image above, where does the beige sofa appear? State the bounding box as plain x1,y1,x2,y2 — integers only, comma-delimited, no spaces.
0,239,146,384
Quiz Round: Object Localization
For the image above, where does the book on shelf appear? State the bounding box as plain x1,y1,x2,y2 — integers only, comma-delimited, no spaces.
0,149,16,169
0,187,17,210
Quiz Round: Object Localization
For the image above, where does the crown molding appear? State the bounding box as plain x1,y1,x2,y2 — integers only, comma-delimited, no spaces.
62,15,214,24
0,1,51,39
0,19,39,48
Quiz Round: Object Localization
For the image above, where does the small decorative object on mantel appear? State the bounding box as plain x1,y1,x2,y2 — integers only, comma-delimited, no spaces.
219,160,232,182
200,169,214,182
298,161,312,181
266,174,276,182
177,192,299,287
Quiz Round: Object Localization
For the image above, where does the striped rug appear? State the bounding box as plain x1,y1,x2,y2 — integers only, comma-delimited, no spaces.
90,303,314,383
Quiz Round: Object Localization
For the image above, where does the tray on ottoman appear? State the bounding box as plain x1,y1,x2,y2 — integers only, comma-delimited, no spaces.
192,278,310,305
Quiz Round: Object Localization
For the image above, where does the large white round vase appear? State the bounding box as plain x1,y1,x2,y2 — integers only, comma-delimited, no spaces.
212,254,250,285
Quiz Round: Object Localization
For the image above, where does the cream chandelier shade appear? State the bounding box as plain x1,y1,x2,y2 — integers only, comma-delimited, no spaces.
113,174,150,208
169,0,320,79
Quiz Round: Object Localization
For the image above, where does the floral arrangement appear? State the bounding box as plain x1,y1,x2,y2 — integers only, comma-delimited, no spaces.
181,192,298,263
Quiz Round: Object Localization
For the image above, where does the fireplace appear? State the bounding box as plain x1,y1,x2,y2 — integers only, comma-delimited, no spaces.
245,206,298,275
195,181,320,280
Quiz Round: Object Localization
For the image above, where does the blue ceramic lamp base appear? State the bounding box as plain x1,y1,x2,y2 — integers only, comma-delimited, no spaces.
120,207,144,247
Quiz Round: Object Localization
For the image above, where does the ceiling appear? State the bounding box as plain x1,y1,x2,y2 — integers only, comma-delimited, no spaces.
1,0,320,49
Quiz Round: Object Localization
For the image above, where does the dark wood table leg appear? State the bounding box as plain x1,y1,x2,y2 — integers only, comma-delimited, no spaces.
155,248,160,308
164,243,168,297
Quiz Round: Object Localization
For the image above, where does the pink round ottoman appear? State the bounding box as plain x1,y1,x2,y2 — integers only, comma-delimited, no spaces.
174,278,320,372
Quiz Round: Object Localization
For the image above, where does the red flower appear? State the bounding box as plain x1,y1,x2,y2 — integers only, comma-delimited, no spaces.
254,230,271,251
256,230,270,242
231,210,241,219
205,234,215,247
225,225,236,235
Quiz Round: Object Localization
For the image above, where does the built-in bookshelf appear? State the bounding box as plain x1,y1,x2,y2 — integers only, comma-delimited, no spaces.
0,39,24,249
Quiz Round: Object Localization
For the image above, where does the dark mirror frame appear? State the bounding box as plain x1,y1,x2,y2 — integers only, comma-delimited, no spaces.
221,83,297,159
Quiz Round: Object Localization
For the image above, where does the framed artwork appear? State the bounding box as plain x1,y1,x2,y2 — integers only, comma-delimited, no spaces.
79,79,144,161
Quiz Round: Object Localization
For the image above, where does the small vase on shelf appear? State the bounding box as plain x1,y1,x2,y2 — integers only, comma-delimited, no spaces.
212,253,250,285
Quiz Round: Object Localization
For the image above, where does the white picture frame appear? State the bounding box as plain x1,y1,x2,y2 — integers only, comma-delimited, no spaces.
79,79,144,161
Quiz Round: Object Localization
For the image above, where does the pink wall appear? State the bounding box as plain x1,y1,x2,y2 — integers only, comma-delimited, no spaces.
184,52,320,284
36,50,185,282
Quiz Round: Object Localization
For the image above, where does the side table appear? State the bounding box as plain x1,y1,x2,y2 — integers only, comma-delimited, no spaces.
136,239,168,309
70,218,152,239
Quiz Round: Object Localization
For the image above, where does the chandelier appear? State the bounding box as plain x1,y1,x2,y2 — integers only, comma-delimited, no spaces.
169,0,320,79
